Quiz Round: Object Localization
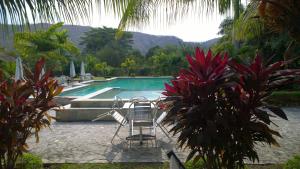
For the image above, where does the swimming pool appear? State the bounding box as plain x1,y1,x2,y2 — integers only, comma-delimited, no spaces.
60,77,170,99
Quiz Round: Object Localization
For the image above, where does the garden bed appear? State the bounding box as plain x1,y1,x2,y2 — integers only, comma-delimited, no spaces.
43,163,284,169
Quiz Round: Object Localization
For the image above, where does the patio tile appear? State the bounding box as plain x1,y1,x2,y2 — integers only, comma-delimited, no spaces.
27,108,300,164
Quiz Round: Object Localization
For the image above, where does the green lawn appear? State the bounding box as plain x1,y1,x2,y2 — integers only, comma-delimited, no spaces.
45,163,283,169
46,163,168,169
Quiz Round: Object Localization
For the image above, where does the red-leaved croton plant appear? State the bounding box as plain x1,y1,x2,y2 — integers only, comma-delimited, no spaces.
163,47,300,169
0,58,63,169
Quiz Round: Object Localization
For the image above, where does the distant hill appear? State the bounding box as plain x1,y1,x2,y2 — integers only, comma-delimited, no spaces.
0,24,219,55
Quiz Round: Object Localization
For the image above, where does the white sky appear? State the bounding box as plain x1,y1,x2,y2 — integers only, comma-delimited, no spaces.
22,1,233,42
77,5,228,42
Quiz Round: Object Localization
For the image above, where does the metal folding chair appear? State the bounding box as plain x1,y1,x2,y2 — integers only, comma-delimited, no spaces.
92,96,127,144
126,98,157,147
155,111,172,141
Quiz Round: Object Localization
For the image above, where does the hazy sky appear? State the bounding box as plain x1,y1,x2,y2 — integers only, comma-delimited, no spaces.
21,2,230,42
79,7,227,42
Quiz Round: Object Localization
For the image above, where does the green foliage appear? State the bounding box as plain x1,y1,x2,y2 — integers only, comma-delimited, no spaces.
284,155,300,169
80,27,133,67
18,153,43,169
0,60,15,79
185,160,205,169
148,45,188,76
121,58,137,76
14,23,80,75
0,58,63,169
94,62,113,76
213,13,300,68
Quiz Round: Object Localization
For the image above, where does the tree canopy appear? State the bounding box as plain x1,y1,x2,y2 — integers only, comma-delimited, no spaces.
14,23,79,75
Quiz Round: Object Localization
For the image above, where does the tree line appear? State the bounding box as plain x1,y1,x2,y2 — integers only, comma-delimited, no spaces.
0,23,195,77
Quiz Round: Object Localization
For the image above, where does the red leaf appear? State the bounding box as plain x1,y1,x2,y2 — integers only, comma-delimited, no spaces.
34,58,45,81
195,47,205,65
165,83,177,94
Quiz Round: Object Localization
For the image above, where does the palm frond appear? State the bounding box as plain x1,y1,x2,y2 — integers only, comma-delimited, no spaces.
232,1,264,41
105,0,243,33
0,0,94,27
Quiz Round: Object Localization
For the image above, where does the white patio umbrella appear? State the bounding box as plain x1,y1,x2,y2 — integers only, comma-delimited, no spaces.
70,61,76,78
80,61,85,76
15,56,24,81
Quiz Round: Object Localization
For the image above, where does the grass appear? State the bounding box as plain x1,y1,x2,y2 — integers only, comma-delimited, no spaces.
45,163,284,169
267,91,300,106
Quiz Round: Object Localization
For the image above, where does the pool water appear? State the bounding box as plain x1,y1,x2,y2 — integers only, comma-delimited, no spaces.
60,77,170,97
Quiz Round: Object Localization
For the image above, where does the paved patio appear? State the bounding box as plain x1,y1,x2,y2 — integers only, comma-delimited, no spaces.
27,108,300,164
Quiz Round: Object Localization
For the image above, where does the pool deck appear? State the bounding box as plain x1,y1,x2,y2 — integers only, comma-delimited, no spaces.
27,108,300,164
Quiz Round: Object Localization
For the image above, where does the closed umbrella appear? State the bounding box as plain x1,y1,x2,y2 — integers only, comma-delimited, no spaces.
70,61,76,78
15,56,24,81
80,61,85,76
80,61,85,81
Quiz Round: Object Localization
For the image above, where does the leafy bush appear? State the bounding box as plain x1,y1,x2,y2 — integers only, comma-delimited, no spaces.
163,47,300,169
185,160,205,169
0,58,63,169
18,153,43,169
284,155,300,169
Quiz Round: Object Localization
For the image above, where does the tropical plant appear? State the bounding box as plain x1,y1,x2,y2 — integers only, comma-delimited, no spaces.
94,62,113,76
14,23,79,75
0,58,63,169
148,45,188,76
257,0,300,42
80,27,133,67
121,58,137,76
162,47,300,169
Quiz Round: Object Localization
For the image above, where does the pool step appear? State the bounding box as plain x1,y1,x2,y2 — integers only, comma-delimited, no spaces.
56,105,126,122
70,99,123,108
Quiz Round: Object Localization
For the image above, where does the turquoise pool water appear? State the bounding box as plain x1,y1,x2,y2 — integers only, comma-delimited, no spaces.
60,77,170,97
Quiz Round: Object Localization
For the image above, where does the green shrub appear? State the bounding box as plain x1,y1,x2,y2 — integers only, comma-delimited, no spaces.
267,91,300,106
18,153,43,169
185,160,205,169
284,155,300,169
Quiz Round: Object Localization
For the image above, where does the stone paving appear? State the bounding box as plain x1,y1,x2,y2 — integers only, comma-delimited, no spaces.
27,108,300,164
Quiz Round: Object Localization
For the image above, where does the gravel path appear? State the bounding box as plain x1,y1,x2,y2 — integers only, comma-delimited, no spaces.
27,108,300,164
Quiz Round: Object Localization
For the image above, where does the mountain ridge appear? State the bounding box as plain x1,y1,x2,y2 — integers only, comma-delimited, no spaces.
0,24,219,55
